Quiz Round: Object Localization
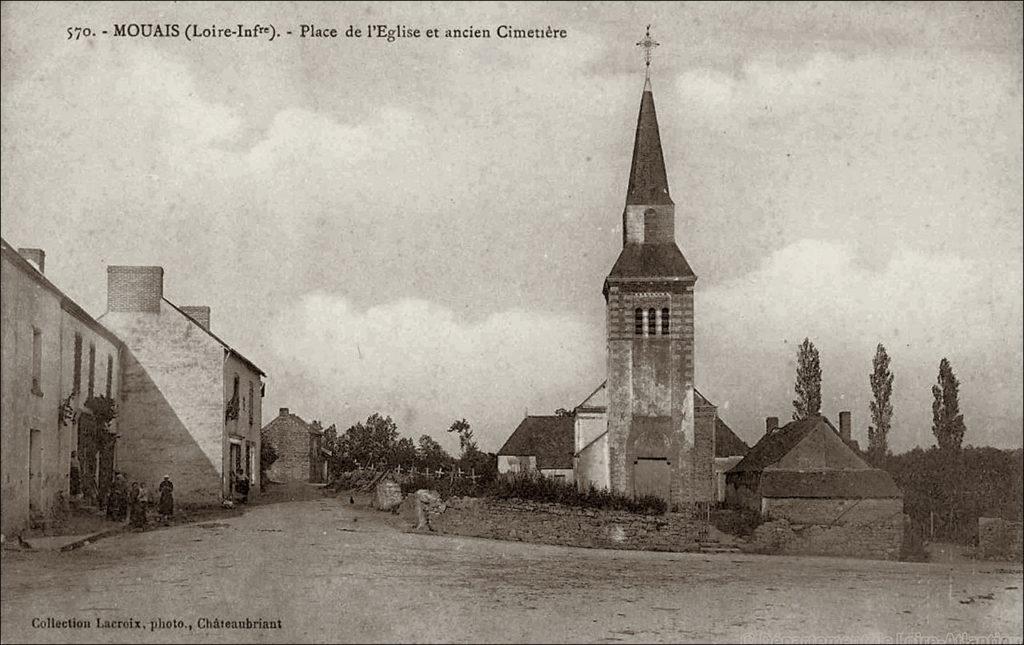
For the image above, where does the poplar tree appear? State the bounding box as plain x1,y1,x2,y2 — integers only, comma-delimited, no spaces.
792,337,822,420
868,343,894,461
932,358,966,451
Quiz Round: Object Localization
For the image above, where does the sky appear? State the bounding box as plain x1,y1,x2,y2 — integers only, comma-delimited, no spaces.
2,1,1021,455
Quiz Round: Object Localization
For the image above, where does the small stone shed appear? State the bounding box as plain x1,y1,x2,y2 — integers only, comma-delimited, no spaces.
726,414,903,522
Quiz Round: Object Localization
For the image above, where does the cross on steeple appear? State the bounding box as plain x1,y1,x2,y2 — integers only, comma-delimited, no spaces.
636,25,659,80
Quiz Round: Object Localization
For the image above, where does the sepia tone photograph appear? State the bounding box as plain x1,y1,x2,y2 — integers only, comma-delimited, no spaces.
1,1,1022,643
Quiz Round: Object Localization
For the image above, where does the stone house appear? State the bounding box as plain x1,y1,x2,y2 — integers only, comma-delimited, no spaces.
726,412,903,527
496,416,575,482
99,266,265,505
261,407,328,483
1,240,123,535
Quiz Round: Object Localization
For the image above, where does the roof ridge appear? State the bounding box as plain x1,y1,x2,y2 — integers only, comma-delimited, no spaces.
162,297,265,376
1,237,123,348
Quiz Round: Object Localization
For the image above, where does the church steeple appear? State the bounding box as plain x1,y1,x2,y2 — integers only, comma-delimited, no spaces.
626,79,673,206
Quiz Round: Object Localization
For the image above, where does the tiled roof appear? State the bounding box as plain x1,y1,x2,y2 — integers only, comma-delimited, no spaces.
0,237,123,348
606,243,696,281
729,415,839,473
715,418,749,458
497,415,574,470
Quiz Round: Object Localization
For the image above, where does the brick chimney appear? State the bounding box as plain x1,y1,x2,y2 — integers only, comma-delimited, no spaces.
180,306,211,331
107,266,164,313
279,407,289,417
839,411,852,443
765,416,779,435
17,248,45,274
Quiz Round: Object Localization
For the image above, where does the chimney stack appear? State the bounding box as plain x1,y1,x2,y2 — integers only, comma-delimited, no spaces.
279,407,289,417
107,266,164,313
765,416,779,435
17,248,45,274
839,411,852,443
180,306,211,331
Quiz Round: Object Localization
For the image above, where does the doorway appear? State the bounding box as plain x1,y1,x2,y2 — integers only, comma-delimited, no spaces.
633,457,671,502
246,441,255,485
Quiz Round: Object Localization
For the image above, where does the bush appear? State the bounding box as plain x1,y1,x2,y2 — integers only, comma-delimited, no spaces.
711,506,763,538
900,518,930,562
488,473,667,515
882,447,1023,546
398,473,482,498
334,469,669,515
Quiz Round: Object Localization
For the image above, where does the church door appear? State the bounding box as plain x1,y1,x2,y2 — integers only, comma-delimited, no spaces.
633,458,670,501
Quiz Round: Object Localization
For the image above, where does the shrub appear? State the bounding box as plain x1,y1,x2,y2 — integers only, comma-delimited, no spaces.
900,517,930,562
488,473,667,515
711,506,763,538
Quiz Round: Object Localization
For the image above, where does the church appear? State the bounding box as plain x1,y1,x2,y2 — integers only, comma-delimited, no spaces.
497,38,747,506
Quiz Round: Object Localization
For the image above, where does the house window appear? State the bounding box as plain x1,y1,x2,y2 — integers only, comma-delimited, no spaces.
647,308,657,336
661,307,670,335
634,308,643,335
72,333,82,394
31,327,43,396
87,343,96,398
105,354,113,398
248,381,254,426
226,375,240,421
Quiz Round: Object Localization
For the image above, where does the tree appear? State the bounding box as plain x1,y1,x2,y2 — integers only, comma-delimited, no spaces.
416,434,453,472
260,440,279,487
792,337,822,420
337,413,400,468
868,343,894,462
447,418,476,455
392,437,418,468
932,358,966,451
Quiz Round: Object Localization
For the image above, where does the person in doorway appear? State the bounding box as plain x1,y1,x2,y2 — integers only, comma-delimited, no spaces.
69,451,81,498
234,468,250,504
158,475,174,523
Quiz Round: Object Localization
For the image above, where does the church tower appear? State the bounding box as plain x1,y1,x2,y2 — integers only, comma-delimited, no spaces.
603,33,714,505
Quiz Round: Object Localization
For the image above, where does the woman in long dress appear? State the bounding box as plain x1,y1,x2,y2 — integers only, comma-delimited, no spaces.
158,476,174,522
128,482,147,529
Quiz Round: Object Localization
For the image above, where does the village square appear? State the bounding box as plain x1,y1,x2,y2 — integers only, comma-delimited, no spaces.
1,2,1022,644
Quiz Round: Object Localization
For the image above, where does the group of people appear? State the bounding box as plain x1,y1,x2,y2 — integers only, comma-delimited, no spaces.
74,456,253,529
104,472,175,529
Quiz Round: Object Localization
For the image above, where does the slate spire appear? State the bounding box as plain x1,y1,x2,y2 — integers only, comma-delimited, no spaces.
626,78,673,206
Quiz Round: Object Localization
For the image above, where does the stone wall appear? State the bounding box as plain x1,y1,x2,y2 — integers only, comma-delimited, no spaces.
749,500,905,561
575,432,609,492
103,303,227,504
1,249,123,535
430,497,707,552
977,517,1023,561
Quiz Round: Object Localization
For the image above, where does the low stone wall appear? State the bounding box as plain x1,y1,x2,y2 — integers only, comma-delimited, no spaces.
977,517,1023,561
428,497,706,552
749,514,905,561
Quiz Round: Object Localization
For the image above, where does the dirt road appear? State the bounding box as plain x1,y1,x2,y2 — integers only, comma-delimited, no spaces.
2,488,1021,643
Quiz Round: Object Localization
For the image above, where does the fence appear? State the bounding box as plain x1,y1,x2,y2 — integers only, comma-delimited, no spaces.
349,464,486,483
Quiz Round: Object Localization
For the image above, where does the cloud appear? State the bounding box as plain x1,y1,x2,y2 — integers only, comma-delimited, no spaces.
697,239,1023,450
267,293,604,452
